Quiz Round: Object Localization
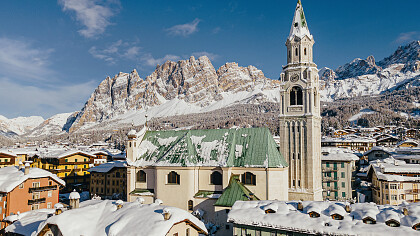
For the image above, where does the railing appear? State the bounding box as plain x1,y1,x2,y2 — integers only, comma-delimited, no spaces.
405,189,420,194
28,198,46,205
322,176,339,182
28,185,57,193
323,186,340,192
322,167,338,172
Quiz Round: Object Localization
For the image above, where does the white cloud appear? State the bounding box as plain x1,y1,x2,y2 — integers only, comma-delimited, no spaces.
89,40,140,64
59,0,119,38
212,27,221,34
395,31,420,44
166,18,200,37
0,77,96,119
0,37,54,81
141,54,180,67
191,51,218,61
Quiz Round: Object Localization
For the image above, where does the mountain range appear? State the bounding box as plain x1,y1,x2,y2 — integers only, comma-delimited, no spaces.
1,40,419,139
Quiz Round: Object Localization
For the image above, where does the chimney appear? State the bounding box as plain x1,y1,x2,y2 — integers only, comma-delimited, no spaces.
403,208,409,216
18,161,23,170
54,203,64,215
345,203,352,213
163,208,171,220
116,200,123,209
24,163,30,175
69,190,80,209
249,192,254,200
297,201,303,211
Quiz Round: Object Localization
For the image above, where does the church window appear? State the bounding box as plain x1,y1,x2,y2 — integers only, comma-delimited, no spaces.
290,86,303,105
210,171,222,185
298,180,301,187
298,153,301,159
295,48,298,56
137,170,146,183
288,50,291,59
168,171,180,184
242,172,256,185
314,91,317,106
304,48,307,55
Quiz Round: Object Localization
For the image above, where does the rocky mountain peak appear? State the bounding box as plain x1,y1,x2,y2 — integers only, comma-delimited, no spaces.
378,40,420,69
335,55,381,80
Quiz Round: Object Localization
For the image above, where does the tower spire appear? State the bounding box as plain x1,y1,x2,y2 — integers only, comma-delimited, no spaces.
288,0,312,41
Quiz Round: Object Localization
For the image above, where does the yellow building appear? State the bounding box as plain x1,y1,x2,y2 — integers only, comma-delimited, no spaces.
0,149,33,168
32,150,95,192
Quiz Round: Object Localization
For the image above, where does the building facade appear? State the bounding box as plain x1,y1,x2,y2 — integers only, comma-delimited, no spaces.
0,165,65,228
278,0,322,201
126,127,289,235
321,148,358,201
88,161,127,200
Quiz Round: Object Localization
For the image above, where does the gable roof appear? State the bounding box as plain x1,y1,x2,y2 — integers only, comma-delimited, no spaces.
214,175,259,207
129,127,288,168
0,166,65,192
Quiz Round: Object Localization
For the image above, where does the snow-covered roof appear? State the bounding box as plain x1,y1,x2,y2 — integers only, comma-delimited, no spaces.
88,161,127,173
36,148,96,159
3,209,55,235
363,146,394,156
5,200,208,236
228,200,420,235
69,190,80,200
322,136,376,143
369,158,420,182
0,166,65,192
288,0,312,41
397,139,419,147
321,147,359,161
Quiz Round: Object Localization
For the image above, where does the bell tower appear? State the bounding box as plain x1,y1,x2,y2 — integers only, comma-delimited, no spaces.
279,0,322,201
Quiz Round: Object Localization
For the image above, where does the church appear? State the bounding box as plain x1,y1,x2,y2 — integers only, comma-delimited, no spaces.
125,0,322,232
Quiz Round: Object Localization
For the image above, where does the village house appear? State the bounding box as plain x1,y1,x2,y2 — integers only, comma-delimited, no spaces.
228,200,420,235
368,158,420,205
322,136,376,152
321,147,358,201
88,161,127,200
31,149,95,192
0,164,65,228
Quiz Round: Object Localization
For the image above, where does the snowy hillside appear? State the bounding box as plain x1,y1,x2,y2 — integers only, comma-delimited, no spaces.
0,115,44,136
25,112,75,137
320,41,420,101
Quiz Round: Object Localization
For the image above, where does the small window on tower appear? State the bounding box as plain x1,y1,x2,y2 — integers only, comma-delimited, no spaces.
304,48,307,55
294,22,298,27
295,48,298,56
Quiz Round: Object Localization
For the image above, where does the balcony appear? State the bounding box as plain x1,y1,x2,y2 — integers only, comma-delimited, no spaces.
323,186,340,192
28,198,46,205
28,185,57,193
322,167,338,172
322,176,338,182
405,189,420,194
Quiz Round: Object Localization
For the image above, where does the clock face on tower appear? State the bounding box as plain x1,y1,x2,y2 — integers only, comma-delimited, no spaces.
291,74,299,82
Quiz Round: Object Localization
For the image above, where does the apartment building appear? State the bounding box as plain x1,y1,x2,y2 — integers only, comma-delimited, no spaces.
321,147,358,201
88,161,127,200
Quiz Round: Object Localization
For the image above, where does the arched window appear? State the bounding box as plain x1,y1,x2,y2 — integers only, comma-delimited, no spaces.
188,200,193,211
210,171,222,185
168,171,180,184
137,170,146,183
242,172,256,185
288,50,291,59
304,48,307,55
290,86,303,105
314,91,317,106
295,48,298,56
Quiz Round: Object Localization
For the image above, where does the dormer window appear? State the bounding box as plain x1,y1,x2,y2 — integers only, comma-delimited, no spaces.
309,211,320,218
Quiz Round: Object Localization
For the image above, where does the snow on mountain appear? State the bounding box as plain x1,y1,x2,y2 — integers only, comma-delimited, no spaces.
25,112,75,137
320,41,420,101
0,115,44,136
67,56,280,132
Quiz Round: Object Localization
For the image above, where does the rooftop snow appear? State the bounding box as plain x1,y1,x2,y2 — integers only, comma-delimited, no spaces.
229,200,420,235
0,166,65,192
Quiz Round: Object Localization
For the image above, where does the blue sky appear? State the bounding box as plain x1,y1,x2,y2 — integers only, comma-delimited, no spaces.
0,0,419,119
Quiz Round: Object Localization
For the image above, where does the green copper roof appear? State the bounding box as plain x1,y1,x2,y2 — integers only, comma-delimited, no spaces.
133,127,288,168
214,175,259,207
